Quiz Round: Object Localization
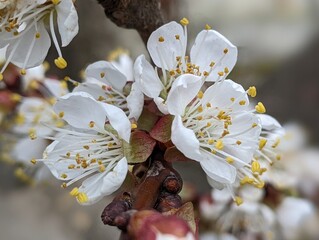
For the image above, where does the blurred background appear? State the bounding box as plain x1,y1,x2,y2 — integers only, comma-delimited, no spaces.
1,0,319,239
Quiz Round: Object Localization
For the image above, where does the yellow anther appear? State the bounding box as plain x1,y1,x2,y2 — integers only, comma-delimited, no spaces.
52,0,61,5
60,81,67,89
206,122,212,127
236,140,242,145
215,140,224,150
55,121,65,128
218,71,224,76
255,181,265,189
58,111,64,118
203,71,209,77
223,48,229,54
48,97,57,105
158,36,165,42
20,69,26,75
100,72,105,78
89,121,95,128
61,173,68,179
29,128,37,140
205,24,212,30
210,62,215,67
226,157,234,164
276,155,282,161
224,67,229,74
10,93,22,102
29,80,39,89
54,57,67,69
169,70,175,76
206,103,211,108
255,102,266,113
211,149,217,154
68,164,75,169
196,116,203,120
208,139,214,145
234,196,243,206
252,123,258,128
239,100,246,106
83,145,90,150
76,192,88,203
180,17,189,26
131,123,138,129
240,176,254,185
272,138,281,148
61,183,67,188
259,138,267,150
251,161,261,173
197,106,203,113
15,113,25,125
175,35,180,40
70,187,79,196
66,152,71,158
30,158,37,165
197,91,204,99
247,86,257,97
0,73,3,81
99,165,106,172
98,96,106,101
230,97,235,102
43,61,50,71
35,32,40,39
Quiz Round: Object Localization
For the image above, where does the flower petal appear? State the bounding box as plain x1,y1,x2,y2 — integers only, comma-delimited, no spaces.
53,92,107,132
56,0,79,47
167,74,202,116
126,82,144,120
134,55,164,98
200,151,237,184
43,78,69,97
111,54,134,81
190,30,237,81
171,115,202,160
78,157,128,205
258,114,282,131
85,61,127,92
147,21,186,70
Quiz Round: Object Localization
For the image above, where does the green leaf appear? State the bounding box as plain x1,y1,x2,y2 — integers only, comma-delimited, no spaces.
137,107,159,132
123,131,156,164
150,115,173,143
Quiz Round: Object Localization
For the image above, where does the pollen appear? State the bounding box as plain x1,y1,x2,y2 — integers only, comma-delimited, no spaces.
226,157,234,164
272,138,281,148
52,0,61,5
61,173,68,179
158,36,165,42
224,67,229,74
255,102,266,113
68,164,75,169
197,91,204,99
35,32,41,39
197,106,203,112
70,187,79,196
0,73,3,81
236,140,242,145
218,71,224,76
215,140,224,150
29,128,37,140
131,123,138,129
205,24,212,30
197,116,203,120
223,48,229,54
175,35,180,40
100,72,105,78
208,139,214,145
234,196,243,206
77,192,88,203
247,86,257,97
210,61,215,67
20,69,26,75
206,103,212,108
180,17,189,26
259,139,267,150
206,122,212,127
89,121,95,128
251,161,261,173
58,112,64,118
252,123,258,128
30,159,37,165
99,165,106,172
83,145,90,150
230,97,235,102
239,100,246,106
54,57,67,69
240,176,254,185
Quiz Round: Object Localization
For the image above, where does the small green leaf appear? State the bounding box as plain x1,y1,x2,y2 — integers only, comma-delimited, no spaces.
137,107,159,132
150,115,173,143
123,131,156,164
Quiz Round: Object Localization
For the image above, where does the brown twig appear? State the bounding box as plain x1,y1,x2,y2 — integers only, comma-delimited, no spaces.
97,0,164,45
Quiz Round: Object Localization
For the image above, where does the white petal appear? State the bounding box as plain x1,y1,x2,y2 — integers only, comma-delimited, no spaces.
190,30,237,82
73,82,106,100
78,157,128,205
7,21,51,68
56,0,79,47
43,78,68,97
171,116,202,160
85,61,127,92
12,137,48,164
258,114,282,131
167,74,202,116
154,97,169,114
202,79,249,111
147,21,186,70
200,151,237,184
134,55,164,98
53,92,107,133
99,102,131,142
126,82,144,120
111,54,134,81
